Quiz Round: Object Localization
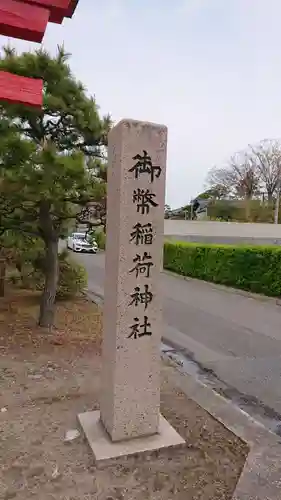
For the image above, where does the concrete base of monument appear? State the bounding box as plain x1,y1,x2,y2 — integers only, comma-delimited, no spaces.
78,411,185,463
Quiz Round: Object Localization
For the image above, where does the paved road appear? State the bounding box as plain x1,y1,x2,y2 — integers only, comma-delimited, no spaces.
75,250,281,430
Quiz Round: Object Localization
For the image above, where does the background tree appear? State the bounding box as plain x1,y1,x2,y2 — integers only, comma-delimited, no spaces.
207,148,261,220
208,152,259,201
230,153,259,200
164,204,172,218
0,46,111,328
206,167,233,199
195,187,228,200
249,139,281,202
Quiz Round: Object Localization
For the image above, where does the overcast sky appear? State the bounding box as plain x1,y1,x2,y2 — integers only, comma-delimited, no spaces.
2,0,281,207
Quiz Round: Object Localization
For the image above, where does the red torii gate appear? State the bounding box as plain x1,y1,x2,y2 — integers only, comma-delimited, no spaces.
0,0,79,108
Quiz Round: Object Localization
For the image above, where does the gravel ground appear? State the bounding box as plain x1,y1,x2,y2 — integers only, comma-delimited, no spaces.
0,290,248,499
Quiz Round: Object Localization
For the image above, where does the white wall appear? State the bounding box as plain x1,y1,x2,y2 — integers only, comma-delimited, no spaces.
164,220,281,238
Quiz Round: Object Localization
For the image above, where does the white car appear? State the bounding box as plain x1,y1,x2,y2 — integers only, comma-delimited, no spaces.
67,232,98,253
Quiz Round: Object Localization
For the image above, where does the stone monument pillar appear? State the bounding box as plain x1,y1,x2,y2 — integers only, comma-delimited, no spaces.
78,119,184,461
101,119,167,442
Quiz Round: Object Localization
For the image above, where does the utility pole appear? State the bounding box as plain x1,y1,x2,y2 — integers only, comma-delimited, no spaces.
274,178,281,224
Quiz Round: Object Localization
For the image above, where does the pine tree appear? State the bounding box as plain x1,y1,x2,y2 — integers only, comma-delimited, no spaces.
0,46,111,328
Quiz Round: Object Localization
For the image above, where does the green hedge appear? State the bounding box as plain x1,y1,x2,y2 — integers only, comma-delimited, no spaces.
163,241,281,297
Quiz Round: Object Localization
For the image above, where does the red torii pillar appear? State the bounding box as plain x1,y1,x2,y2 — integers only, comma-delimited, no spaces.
0,0,79,108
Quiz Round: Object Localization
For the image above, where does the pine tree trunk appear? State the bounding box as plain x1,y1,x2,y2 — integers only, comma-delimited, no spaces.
38,238,59,328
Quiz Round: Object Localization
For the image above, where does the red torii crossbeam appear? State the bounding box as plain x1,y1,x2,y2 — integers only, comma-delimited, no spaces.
0,71,43,107
0,0,50,43
20,0,78,24
0,0,79,108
